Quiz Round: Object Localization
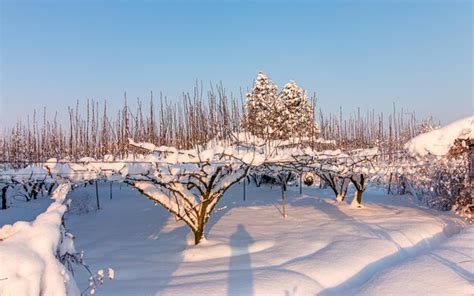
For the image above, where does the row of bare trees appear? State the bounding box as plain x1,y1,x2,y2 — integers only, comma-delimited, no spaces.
1,82,429,165
1,84,241,164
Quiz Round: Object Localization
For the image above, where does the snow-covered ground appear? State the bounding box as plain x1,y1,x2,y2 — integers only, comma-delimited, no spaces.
1,182,473,295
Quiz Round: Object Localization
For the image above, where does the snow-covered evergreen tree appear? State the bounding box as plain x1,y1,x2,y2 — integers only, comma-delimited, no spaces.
241,72,278,139
242,72,319,140
277,80,318,139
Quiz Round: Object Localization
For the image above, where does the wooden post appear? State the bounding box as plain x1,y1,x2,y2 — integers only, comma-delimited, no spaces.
109,182,113,200
281,181,286,218
387,172,393,195
243,179,246,201
469,139,474,206
280,173,287,218
299,172,303,196
95,180,100,210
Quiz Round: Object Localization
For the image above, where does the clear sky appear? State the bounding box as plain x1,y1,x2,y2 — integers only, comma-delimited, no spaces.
1,0,472,128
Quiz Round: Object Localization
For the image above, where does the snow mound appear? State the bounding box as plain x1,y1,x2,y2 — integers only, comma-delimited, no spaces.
182,240,275,262
405,116,474,157
0,183,79,296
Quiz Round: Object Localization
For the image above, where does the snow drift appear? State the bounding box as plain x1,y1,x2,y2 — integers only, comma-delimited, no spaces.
405,116,474,157
0,183,79,296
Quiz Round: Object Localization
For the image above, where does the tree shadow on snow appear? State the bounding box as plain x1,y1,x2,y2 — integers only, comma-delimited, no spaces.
227,224,254,296
67,184,188,295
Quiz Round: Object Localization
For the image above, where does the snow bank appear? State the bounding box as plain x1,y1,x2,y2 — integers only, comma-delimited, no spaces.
0,183,79,296
356,226,474,295
405,116,474,157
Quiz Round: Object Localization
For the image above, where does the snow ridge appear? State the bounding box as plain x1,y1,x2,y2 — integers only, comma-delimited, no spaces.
0,183,80,296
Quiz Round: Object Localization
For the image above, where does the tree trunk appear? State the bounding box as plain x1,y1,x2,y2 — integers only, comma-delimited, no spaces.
399,176,406,195
351,190,363,207
387,173,393,194
31,184,39,200
336,193,345,202
1,186,7,210
355,190,362,204
193,226,205,245
194,199,210,245
47,183,55,195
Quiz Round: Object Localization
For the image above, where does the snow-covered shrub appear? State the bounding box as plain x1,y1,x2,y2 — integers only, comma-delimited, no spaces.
58,232,114,296
399,156,468,212
404,116,473,217
68,192,97,215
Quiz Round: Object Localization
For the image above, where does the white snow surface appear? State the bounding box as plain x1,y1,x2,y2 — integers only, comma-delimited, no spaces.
0,183,79,296
2,183,470,295
356,225,474,295
405,116,474,157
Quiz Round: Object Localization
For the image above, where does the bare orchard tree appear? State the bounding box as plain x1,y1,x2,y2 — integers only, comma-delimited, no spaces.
319,171,350,202
1,166,51,203
292,148,378,206
349,173,368,207
125,141,262,244
291,151,351,202
346,151,378,208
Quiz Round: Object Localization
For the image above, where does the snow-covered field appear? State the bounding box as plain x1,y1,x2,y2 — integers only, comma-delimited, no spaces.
2,182,471,295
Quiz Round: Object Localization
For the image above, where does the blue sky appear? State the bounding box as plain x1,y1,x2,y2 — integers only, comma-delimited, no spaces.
1,0,472,127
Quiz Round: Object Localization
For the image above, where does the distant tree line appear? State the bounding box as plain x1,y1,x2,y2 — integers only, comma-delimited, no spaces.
1,72,426,164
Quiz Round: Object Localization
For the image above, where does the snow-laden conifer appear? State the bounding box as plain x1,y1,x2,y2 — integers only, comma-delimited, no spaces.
241,71,278,139
278,80,318,139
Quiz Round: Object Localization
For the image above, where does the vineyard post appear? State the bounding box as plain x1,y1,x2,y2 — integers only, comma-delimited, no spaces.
95,180,101,210
387,172,393,195
299,172,303,196
469,139,473,205
280,173,287,218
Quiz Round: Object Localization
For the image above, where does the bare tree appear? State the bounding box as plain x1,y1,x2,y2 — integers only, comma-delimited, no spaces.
125,141,260,244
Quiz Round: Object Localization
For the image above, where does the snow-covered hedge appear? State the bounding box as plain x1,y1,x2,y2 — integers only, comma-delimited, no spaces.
0,183,80,295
